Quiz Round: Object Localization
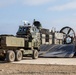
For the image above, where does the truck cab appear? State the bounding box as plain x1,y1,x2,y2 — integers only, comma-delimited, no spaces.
16,25,39,38
16,23,41,48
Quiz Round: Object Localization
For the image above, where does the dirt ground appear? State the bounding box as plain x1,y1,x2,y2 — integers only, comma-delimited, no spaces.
0,63,76,75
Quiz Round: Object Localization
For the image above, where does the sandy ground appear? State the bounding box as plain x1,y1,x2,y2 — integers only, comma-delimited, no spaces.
0,63,76,75
0,57,76,75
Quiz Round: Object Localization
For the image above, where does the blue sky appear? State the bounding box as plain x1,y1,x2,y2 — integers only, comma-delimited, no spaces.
0,0,76,35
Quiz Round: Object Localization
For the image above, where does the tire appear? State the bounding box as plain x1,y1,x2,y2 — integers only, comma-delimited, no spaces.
6,51,15,62
32,50,38,59
15,50,22,61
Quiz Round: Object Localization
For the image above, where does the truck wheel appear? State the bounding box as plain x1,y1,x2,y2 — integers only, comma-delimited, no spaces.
32,50,38,59
15,50,22,61
6,51,15,62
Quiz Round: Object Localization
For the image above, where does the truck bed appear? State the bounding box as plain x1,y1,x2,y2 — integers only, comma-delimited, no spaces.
0,36,25,48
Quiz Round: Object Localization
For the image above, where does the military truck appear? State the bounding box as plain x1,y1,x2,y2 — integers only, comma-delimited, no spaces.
0,20,42,62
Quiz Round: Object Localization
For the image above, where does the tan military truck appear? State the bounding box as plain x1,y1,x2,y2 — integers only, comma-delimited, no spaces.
0,21,41,62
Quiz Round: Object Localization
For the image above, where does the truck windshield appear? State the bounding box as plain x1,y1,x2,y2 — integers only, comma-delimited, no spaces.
18,27,27,32
17,26,30,35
